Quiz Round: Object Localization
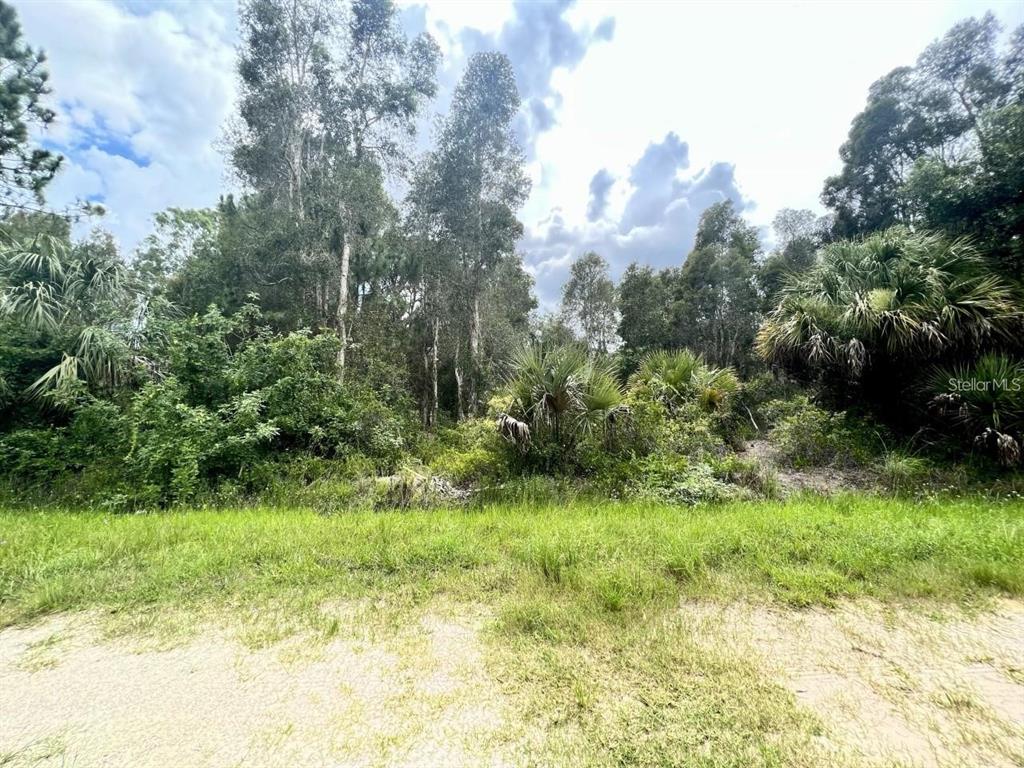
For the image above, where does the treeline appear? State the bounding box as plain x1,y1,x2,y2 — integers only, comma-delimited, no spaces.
0,2,1022,506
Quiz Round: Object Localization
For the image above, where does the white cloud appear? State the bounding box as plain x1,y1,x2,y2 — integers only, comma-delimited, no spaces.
16,0,1024,296
16,0,237,251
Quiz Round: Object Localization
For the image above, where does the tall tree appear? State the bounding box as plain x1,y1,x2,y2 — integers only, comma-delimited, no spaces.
561,251,618,353
822,13,1023,274
670,201,761,371
617,263,670,355
412,52,529,418
757,208,824,307
231,0,438,368
0,1,61,213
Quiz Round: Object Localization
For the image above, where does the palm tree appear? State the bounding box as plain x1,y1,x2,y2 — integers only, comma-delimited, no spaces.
0,227,142,397
498,344,626,461
757,228,1021,378
629,349,739,413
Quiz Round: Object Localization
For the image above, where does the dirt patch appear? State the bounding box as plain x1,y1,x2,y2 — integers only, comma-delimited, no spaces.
684,599,1024,767
0,607,512,768
743,439,877,496
4,601,1022,767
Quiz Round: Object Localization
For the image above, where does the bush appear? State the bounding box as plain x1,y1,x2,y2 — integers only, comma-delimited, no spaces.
0,304,413,506
427,419,507,486
768,396,881,468
929,353,1024,467
499,344,627,471
627,457,740,505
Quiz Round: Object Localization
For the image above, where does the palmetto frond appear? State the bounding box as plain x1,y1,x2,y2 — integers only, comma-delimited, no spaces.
758,228,1021,377
630,349,739,413
501,344,625,453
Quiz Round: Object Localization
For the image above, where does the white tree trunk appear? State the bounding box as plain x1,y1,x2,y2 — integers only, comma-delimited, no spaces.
336,228,351,374
467,294,480,417
430,316,440,427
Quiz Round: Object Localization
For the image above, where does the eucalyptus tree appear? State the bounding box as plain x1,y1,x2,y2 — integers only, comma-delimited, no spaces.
670,201,762,372
617,263,670,357
561,251,618,353
231,0,439,368
413,52,530,417
758,208,825,307
0,1,62,213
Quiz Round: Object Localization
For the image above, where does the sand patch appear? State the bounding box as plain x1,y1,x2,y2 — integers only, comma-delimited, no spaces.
0,606,511,768
684,599,1024,767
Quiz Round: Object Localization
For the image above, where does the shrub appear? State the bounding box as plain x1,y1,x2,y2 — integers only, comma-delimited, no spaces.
768,396,881,468
499,344,627,471
629,349,739,414
929,353,1024,467
427,418,507,485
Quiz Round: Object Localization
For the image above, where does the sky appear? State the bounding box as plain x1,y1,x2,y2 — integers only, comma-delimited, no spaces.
17,0,1024,307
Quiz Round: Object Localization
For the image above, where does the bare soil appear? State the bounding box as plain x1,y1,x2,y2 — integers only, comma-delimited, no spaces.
685,599,1024,768
2,601,1021,767
743,439,878,495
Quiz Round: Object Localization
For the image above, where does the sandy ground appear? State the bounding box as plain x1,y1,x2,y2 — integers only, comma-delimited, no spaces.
742,439,877,495
0,608,511,768
686,599,1024,768
1,601,1022,767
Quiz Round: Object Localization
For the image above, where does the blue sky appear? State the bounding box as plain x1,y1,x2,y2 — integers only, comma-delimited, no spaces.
17,0,1024,307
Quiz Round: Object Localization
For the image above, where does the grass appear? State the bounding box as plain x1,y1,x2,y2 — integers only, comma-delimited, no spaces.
1,494,1021,767
0,494,1021,631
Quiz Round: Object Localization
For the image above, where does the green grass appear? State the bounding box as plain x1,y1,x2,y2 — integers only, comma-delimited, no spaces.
1,494,1021,767
1,494,1021,631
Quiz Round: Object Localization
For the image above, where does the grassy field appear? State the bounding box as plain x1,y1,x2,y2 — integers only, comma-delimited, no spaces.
2,495,1022,629
1,495,1023,767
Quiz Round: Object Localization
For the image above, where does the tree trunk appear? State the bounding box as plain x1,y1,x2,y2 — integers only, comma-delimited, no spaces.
336,228,351,375
467,294,480,417
421,314,440,429
430,316,440,427
454,347,465,422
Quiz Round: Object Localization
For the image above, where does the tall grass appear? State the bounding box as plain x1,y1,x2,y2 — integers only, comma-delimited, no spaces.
1,495,1021,629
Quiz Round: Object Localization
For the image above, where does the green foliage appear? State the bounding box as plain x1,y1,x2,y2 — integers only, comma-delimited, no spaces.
930,353,1024,466
0,1,62,207
630,349,739,414
500,344,626,470
767,396,881,468
0,304,409,506
0,224,145,400
561,252,618,352
823,13,1024,275
426,417,507,485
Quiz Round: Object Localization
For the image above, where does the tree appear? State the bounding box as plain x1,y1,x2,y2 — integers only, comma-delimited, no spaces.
822,13,1023,274
0,223,144,401
758,208,824,307
0,2,62,212
411,52,529,418
617,263,670,355
670,201,762,371
231,0,439,368
561,252,618,353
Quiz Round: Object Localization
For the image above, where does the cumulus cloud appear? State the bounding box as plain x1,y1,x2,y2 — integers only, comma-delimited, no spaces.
412,0,614,158
522,133,747,308
16,0,237,251
586,169,614,222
